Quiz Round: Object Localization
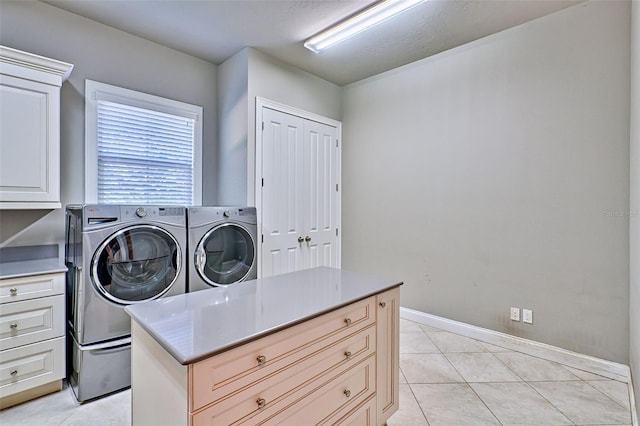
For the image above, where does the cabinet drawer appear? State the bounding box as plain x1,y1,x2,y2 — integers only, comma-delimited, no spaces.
0,336,65,398
192,326,376,425
0,295,64,350
327,395,376,426
190,296,375,411
0,273,64,304
254,356,376,426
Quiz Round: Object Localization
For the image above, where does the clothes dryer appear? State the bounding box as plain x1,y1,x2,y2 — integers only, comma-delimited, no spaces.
65,204,186,402
187,206,257,292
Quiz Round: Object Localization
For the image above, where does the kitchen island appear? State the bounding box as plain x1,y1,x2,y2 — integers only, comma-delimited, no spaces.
125,267,401,425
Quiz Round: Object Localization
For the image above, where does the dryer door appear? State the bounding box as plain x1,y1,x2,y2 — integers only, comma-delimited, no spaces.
195,223,255,286
91,225,181,304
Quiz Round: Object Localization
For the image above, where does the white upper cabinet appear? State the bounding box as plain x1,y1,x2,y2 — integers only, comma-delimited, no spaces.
0,46,73,209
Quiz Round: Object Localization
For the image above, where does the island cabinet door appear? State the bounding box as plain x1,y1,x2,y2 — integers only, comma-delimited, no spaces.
376,286,400,424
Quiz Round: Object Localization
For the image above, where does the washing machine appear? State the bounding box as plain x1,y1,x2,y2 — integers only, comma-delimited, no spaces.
65,204,186,402
187,206,257,292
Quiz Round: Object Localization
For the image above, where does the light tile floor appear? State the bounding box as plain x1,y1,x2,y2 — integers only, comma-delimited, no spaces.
0,319,633,425
388,319,633,426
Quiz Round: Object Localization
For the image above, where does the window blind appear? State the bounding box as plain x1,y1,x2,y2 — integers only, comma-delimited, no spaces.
96,100,195,205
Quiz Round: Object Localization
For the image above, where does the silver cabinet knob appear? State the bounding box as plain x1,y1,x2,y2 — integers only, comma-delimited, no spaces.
257,398,266,408
305,236,311,242
9,323,18,330
298,236,304,243
379,301,386,308
10,370,18,377
344,318,352,326
9,288,18,296
344,389,351,398
344,351,352,359
256,355,266,366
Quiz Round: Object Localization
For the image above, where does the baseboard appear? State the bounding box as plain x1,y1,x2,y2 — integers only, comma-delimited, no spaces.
400,307,631,383
629,372,638,426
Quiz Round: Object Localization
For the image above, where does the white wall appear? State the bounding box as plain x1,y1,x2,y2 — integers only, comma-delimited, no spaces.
0,1,218,246
342,1,631,363
630,0,639,414
217,49,250,206
217,47,342,206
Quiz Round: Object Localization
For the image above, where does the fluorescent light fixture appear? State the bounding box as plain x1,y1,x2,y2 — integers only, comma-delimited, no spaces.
304,0,426,53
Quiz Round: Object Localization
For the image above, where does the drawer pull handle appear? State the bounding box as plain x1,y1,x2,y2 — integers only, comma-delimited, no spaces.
344,318,352,326
256,355,267,366
344,389,351,398
9,323,18,330
10,370,18,377
379,301,386,308
344,351,352,359
257,398,266,409
10,288,18,295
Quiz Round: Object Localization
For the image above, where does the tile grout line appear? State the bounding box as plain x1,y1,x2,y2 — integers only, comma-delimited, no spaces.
483,346,578,424
438,348,505,425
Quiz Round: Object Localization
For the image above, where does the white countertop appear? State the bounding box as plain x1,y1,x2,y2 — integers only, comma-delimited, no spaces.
125,267,402,365
0,258,67,279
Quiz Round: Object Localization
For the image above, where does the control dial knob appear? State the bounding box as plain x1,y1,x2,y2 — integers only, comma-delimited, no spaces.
135,207,147,218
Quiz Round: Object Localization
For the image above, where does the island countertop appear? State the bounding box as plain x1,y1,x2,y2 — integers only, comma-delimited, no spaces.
125,267,402,365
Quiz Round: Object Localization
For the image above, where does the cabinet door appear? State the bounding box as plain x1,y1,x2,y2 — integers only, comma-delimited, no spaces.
259,106,340,278
261,108,305,277
0,75,60,207
376,286,400,424
301,119,339,270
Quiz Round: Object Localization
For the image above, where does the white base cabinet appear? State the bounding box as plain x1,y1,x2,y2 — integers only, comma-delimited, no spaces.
0,46,73,209
0,272,66,408
131,286,400,425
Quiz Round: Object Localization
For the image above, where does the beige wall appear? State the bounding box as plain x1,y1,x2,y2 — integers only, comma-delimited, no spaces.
342,1,631,363
217,47,342,206
0,1,218,247
630,0,639,415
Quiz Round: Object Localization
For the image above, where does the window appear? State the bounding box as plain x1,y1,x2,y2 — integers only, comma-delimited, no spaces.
85,80,202,205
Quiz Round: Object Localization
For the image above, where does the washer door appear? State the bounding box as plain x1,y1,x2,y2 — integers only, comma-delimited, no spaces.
92,225,181,304
195,223,255,286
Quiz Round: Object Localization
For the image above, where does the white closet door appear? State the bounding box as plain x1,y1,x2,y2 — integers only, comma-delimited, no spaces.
302,119,339,270
261,108,305,277
259,106,340,278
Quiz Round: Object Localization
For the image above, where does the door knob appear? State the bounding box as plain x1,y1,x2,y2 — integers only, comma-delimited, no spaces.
305,236,311,242
298,236,304,243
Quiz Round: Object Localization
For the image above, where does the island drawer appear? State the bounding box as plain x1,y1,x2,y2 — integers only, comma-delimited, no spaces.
326,395,377,426
250,355,376,425
0,273,64,304
190,295,375,411
0,295,65,350
190,326,376,425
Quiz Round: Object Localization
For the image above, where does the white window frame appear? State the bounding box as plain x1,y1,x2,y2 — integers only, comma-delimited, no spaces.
85,80,203,205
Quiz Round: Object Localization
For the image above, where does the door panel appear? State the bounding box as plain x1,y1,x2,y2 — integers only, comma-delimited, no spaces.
303,120,338,270
260,107,339,278
261,108,304,276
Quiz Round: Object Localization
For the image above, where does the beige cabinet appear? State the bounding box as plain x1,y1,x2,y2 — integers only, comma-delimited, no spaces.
0,46,73,209
0,273,66,409
376,287,400,425
131,287,400,425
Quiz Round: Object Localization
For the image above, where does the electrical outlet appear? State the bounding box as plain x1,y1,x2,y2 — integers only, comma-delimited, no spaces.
510,307,520,321
522,309,533,324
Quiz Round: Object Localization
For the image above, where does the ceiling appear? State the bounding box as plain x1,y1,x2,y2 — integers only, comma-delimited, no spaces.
44,0,582,86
